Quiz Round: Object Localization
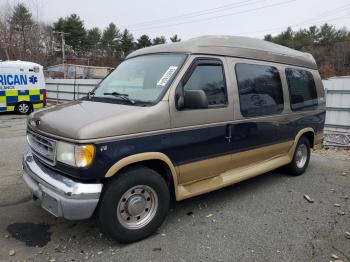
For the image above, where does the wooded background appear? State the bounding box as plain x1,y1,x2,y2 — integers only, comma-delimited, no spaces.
1,3,349,78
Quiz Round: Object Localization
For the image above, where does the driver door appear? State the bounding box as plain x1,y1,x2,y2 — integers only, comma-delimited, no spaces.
168,56,234,184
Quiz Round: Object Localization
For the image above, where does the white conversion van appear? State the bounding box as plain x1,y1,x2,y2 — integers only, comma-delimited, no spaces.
0,60,46,114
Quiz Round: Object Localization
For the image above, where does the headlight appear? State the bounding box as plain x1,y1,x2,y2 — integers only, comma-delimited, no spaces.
56,141,95,167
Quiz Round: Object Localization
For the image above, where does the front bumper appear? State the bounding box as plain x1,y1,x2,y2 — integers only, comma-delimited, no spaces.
22,150,103,220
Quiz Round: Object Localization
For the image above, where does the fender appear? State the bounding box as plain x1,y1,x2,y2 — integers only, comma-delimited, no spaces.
288,127,315,159
104,152,180,199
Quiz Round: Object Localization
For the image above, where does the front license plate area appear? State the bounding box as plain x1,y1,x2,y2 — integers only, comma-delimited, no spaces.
41,191,59,217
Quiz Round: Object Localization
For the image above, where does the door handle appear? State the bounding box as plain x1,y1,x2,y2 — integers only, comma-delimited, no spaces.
225,124,233,143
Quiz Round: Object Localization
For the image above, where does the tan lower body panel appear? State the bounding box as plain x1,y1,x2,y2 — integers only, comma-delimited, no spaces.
178,154,232,184
176,141,294,201
178,141,293,185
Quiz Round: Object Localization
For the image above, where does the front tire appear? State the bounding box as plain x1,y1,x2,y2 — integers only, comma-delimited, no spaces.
98,166,170,243
15,102,32,115
287,136,311,176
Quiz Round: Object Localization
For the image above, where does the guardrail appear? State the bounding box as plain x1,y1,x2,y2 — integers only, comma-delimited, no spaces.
46,79,101,103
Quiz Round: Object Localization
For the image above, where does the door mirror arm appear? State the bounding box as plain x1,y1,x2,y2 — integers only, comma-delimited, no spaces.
176,95,185,111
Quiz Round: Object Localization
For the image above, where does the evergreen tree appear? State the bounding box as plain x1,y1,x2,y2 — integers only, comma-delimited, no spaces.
9,3,34,53
53,14,87,54
86,27,101,51
272,27,294,47
136,34,152,48
307,26,320,44
292,29,314,50
120,29,134,58
101,23,121,57
170,34,181,42
264,24,350,49
152,36,166,45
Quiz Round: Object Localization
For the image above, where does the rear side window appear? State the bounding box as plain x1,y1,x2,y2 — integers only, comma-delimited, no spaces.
285,68,318,111
235,63,284,117
183,64,227,106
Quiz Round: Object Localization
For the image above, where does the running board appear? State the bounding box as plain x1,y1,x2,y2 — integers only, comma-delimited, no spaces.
176,155,291,201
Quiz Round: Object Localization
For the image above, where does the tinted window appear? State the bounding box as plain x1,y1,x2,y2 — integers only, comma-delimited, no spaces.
235,63,284,117
285,68,318,111
183,64,226,106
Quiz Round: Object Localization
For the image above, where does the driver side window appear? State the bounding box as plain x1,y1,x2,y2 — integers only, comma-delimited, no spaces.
183,61,227,107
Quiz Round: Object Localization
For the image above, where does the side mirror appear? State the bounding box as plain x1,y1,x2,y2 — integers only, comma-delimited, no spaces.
183,90,208,109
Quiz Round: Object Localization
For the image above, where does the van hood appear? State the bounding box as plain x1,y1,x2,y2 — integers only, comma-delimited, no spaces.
28,100,170,141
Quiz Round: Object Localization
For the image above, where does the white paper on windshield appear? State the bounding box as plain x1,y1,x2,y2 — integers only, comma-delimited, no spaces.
157,66,178,86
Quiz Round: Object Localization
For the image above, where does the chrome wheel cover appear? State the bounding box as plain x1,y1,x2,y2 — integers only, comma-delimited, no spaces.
117,185,158,230
18,103,30,114
295,143,308,168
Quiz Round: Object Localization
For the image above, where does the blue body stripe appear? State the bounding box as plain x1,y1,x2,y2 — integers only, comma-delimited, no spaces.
30,95,40,102
6,96,18,104
51,111,326,181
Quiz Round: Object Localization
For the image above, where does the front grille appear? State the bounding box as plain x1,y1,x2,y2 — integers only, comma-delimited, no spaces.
27,132,56,166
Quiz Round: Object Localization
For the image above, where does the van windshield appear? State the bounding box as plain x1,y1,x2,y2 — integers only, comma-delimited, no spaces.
93,54,186,104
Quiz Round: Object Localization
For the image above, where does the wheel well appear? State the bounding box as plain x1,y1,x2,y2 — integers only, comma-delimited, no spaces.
114,160,176,200
302,131,315,148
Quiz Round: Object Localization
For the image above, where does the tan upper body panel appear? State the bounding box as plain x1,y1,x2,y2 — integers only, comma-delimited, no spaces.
29,100,171,140
127,35,317,70
29,35,322,143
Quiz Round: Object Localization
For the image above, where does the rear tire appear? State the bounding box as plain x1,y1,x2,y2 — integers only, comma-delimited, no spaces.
287,136,311,176
98,166,170,243
15,102,32,115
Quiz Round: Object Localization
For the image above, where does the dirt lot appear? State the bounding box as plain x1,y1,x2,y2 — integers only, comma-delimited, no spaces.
0,113,349,262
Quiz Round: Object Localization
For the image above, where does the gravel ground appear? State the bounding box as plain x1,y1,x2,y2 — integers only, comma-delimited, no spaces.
0,112,349,262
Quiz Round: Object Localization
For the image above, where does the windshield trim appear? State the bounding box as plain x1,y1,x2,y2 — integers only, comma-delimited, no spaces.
89,53,189,106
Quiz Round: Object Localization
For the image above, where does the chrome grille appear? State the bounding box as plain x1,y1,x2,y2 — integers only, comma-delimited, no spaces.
27,132,56,166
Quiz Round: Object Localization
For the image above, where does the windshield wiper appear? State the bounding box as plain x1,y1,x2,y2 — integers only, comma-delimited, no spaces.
103,92,135,104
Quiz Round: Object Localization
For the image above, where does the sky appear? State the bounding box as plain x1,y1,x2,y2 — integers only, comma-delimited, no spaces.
1,0,350,40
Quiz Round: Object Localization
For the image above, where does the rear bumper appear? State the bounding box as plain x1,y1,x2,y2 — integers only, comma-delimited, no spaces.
22,150,103,220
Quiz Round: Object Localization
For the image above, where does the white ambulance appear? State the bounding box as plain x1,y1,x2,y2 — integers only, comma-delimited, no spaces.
0,60,46,114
